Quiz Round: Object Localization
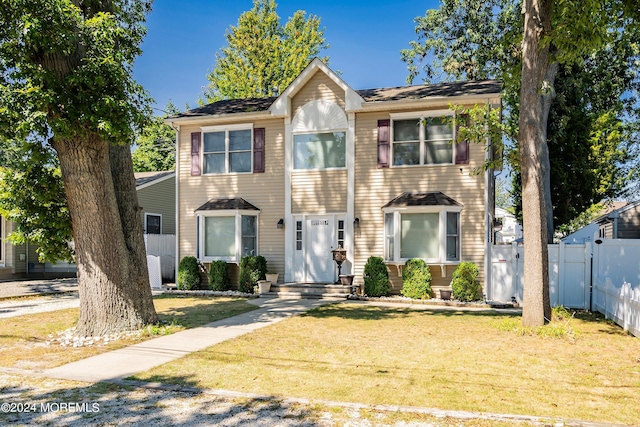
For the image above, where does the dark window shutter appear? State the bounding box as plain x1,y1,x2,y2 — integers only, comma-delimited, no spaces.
377,119,390,168
455,114,469,165
253,128,265,173
191,132,201,176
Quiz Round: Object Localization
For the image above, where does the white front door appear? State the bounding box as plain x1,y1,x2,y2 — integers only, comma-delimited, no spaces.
306,216,335,282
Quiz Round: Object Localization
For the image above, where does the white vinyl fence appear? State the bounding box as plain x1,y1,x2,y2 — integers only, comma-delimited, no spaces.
144,234,176,283
490,239,640,338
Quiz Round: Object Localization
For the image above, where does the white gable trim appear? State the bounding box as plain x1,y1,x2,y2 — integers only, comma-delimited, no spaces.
291,100,348,133
269,58,364,116
136,172,176,191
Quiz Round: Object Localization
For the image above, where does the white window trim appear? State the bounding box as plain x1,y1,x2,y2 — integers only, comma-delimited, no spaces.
201,123,254,175
197,209,259,263
382,205,462,266
389,110,456,168
144,212,162,234
291,129,348,171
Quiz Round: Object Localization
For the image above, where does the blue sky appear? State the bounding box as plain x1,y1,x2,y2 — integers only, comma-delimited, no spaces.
133,0,440,112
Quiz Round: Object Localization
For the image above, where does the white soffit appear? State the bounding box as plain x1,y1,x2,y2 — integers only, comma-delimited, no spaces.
291,100,347,133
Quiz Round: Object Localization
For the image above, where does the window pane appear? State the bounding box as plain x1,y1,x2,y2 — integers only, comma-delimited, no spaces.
425,141,453,164
393,142,420,165
146,215,161,234
447,212,458,235
204,216,235,257
385,213,394,261
230,152,251,173
401,213,439,259
241,237,256,256
446,236,459,260
393,119,420,142
204,153,225,173
293,132,346,169
204,132,225,152
229,129,252,151
425,117,453,139
241,215,256,236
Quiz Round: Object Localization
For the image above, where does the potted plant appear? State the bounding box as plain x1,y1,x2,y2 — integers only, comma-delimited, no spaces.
257,279,271,293
265,271,279,284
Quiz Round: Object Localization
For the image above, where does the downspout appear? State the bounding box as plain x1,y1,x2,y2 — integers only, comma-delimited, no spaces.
483,98,492,301
171,122,180,284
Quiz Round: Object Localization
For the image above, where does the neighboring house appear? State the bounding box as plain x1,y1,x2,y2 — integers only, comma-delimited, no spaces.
595,200,640,240
0,171,175,280
135,171,176,235
167,59,501,294
562,201,633,244
494,207,522,244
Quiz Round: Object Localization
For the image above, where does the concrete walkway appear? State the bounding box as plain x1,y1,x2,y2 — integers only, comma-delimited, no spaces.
43,297,333,383
0,278,78,298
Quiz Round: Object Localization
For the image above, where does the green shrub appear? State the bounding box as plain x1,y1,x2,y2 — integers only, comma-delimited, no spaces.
208,260,230,291
363,256,389,297
401,259,432,299
451,262,482,301
177,256,201,290
238,255,267,293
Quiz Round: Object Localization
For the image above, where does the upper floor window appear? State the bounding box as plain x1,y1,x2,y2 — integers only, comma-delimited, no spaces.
391,113,453,167
202,126,252,174
293,132,346,170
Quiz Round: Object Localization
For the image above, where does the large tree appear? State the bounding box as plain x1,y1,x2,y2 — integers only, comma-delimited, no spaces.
132,102,179,172
202,0,328,103
403,0,639,325
0,0,158,336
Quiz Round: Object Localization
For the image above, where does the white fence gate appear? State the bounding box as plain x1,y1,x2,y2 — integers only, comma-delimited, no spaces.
144,234,176,283
490,239,640,337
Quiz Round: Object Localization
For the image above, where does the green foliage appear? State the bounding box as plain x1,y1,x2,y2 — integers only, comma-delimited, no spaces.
451,262,482,302
208,260,230,292
401,259,432,300
177,256,201,291
402,0,640,230
132,102,179,172
202,0,329,103
363,256,390,297
238,255,267,293
0,143,73,263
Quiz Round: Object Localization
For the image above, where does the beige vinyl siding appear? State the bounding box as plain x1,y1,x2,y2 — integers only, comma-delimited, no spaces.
291,170,348,214
353,111,487,295
292,71,345,117
138,177,176,235
178,119,286,287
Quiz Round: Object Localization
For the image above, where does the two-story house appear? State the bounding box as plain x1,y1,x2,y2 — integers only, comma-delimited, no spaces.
168,59,501,295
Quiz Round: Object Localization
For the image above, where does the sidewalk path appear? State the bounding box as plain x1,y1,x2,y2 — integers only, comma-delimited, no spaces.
43,297,333,383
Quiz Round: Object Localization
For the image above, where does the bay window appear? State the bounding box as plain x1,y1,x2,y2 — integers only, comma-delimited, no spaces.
383,208,461,263
198,212,258,262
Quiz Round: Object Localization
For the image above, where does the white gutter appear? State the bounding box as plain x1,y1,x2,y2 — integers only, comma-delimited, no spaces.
171,123,180,284
164,110,272,126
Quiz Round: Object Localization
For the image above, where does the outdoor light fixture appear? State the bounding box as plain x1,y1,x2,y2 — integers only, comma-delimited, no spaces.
354,217,360,229
277,218,284,229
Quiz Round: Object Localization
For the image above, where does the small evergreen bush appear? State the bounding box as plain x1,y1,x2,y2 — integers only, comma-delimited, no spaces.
238,255,267,293
451,262,482,301
401,258,432,299
208,260,230,291
363,256,389,297
177,256,201,290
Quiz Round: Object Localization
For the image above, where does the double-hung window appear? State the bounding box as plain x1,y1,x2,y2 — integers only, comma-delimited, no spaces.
198,212,258,262
202,125,253,174
391,112,454,167
293,132,346,170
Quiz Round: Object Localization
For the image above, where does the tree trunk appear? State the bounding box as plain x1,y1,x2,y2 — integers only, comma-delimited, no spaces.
53,134,158,337
519,0,554,326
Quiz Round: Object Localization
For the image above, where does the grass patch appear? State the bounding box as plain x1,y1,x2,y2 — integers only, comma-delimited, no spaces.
135,303,640,425
491,306,578,340
0,295,256,370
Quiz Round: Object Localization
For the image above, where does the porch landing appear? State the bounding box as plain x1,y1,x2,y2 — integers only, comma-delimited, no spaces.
262,282,354,299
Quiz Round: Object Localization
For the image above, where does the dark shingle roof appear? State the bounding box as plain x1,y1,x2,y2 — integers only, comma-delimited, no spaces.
170,80,502,118
382,192,463,209
357,80,502,102
134,171,174,187
195,197,260,212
